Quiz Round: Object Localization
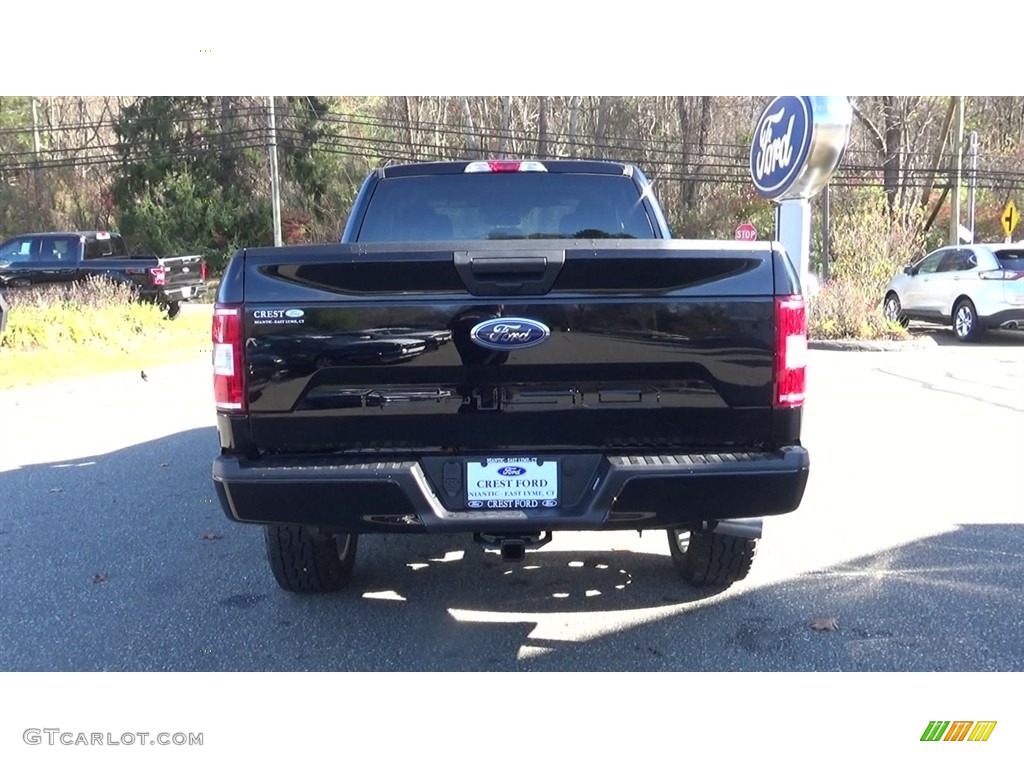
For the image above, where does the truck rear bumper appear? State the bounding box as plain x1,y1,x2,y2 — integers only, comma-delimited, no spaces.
163,284,207,302
141,284,207,303
212,447,809,536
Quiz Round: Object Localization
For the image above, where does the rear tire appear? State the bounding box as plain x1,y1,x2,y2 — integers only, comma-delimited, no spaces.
952,298,983,342
667,528,757,587
264,525,358,593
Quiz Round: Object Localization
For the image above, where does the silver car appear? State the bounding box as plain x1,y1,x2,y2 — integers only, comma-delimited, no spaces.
883,243,1024,341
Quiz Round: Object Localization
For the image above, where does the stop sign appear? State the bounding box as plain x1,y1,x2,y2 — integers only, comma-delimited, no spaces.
735,222,757,241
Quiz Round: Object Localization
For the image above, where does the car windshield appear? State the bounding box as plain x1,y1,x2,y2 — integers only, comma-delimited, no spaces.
355,173,656,242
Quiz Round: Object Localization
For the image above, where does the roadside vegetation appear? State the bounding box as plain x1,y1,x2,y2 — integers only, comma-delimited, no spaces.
0,278,210,388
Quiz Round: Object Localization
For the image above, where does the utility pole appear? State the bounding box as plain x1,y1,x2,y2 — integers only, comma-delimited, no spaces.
31,97,41,160
821,183,831,282
949,96,965,246
31,97,41,226
966,131,978,242
267,96,283,247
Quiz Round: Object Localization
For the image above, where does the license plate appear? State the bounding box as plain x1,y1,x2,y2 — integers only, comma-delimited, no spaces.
465,458,558,510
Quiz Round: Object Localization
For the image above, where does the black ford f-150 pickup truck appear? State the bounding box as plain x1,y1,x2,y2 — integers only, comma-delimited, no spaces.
211,159,810,593
0,230,207,318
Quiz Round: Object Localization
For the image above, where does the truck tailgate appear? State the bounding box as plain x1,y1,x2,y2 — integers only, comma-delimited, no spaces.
234,240,785,453
159,255,205,292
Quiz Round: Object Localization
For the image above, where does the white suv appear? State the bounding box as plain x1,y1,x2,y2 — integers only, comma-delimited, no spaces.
883,244,1024,342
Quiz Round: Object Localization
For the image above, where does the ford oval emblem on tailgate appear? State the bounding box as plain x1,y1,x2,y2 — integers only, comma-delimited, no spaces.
470,317,550,351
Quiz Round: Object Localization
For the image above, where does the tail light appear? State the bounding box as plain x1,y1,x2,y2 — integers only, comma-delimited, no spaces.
149,267,166,286
980,269,1024,280
775,296,807,407
200,261,208,281
212,303,246,412
464,160,547,173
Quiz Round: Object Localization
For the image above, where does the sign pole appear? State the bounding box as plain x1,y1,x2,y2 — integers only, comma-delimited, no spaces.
776,199,812,288
267,96,283,248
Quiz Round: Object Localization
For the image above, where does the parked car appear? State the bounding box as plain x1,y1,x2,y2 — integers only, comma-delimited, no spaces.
882,243,1024,342
210,159,810,594
0,230,207,318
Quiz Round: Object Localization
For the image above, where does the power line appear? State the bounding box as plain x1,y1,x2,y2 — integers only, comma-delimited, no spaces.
2,104,1023,198
6,100,1024,165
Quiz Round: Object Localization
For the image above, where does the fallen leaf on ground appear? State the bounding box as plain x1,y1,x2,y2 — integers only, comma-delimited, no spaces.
91,572,107,584
200,532,224,541
810,616,839,632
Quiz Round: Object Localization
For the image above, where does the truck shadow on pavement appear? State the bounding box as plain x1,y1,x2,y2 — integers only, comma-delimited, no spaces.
335,523,1024,672
1,426,1021,673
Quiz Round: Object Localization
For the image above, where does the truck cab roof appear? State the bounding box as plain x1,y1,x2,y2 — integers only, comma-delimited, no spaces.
4,230,120,241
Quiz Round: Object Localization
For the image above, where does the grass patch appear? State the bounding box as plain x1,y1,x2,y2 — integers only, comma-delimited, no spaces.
0,278,211,389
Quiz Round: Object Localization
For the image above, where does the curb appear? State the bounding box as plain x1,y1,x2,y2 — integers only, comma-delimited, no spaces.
809,336,939,352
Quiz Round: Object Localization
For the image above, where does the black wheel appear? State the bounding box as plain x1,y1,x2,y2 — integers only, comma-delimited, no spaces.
667,528,757,587
264,525,358,593
883,292,909,328
165,301,181,320
952,298,983,342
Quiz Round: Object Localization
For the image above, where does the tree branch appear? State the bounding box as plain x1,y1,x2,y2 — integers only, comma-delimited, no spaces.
850,99,887,156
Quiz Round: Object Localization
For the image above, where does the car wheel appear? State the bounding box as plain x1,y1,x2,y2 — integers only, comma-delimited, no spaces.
264,525,358,593
952,298,983,343
667,528,757,587
883,292,909,328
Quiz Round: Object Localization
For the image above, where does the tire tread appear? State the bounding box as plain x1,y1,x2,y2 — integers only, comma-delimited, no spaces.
264,525,356,593
669,529,757,587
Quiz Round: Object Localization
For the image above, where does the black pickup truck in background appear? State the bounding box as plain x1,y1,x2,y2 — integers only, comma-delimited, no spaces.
211,159,810,594
0,230,207,318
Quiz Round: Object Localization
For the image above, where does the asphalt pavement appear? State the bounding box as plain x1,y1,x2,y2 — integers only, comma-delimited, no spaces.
1,330,1022,671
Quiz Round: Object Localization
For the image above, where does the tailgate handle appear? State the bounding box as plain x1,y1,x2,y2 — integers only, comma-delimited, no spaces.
471,256,548,275
454,251,565,296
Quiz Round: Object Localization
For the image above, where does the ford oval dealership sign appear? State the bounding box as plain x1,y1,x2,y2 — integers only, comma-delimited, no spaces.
749,96,853,203
750,96,813,200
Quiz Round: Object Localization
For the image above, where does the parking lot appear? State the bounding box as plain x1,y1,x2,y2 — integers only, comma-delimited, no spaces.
1,329,1021,672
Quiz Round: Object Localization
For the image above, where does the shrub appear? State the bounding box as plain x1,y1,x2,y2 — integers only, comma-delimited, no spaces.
808,279,908,340
809,189,924,340
827,189,926,298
